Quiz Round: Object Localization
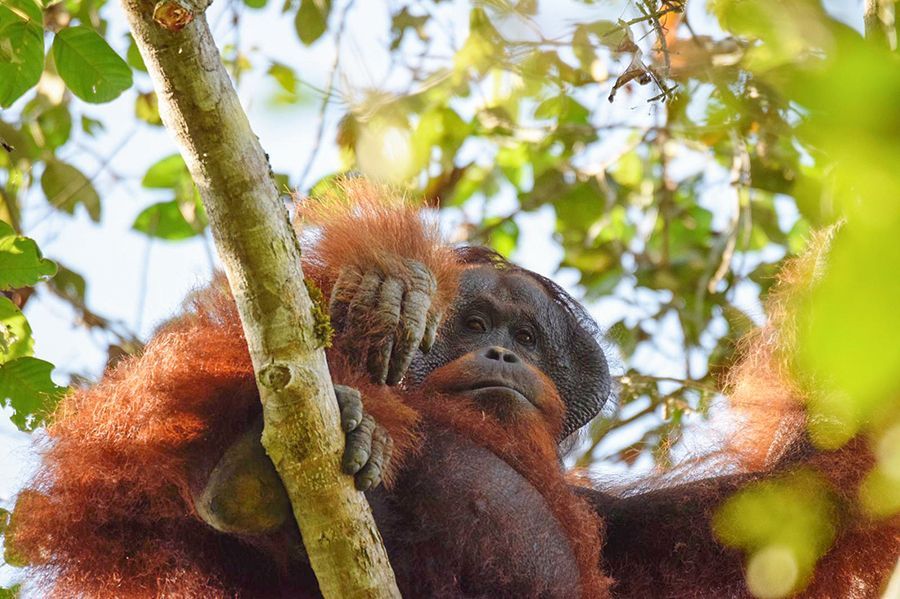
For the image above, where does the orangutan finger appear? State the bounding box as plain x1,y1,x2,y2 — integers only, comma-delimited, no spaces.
355,426,392,491
329,267,362,332
342,414,376,475
367,277,404,384
420,309,442,353
386,262,435,385
344,272,382,362
334,385,363,433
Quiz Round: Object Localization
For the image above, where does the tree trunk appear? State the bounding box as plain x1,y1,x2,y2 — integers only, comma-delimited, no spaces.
118,0,400,597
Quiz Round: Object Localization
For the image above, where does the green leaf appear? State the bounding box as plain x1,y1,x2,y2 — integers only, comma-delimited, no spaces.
52,25,133,103
141,153,189,188
0,584,21,599
266,62,308,105
294,0,331,45
135,91,162,126
0,221,57,289
0,356,66,431
609,150,642,187
0,0,45,108
484,217,518,257
80,114,104,136
125,33,147,72
132,199,201,240
4,0,41,22
49,263,87,304
496,143,528,189
40,160,102,221
534,95,590,125
268,62,299,94
390,6,428,51
0,119,38,164
244,0,267,8
0,295,33,363
36,104,73,149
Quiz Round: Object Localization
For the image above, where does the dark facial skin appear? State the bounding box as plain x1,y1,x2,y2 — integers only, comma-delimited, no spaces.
408,266,611,439
424,344,564,428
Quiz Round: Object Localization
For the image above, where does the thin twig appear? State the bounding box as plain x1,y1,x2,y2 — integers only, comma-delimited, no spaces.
32,125,139,228
297,0,356,192
620,373,719,394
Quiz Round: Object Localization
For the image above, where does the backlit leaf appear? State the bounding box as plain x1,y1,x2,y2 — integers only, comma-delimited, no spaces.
0,295,33,363
132,199,201,240
40,160,102,221
0,357,66,431
0,221,57,289
0,0,44,108
53,26,133,103
294,0,331,46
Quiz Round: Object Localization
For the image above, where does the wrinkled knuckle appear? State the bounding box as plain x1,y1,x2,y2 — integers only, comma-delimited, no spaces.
334,384,361,401
371,305,401,335
374,425,390,444
358,413,377,434
401,259,434,290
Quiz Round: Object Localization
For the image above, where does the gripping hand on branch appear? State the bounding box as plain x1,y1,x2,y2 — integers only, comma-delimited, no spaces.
330,259,441,386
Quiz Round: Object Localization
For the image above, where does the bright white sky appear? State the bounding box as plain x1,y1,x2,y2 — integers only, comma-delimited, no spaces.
0,0,865,588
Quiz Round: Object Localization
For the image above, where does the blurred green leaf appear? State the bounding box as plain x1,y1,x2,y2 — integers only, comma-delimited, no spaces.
610,150,642,187
125,33,146,72
294,0,331,45
142,153,190,189
49,263,87,304
268,62,299,94
135,91,162,126
496,143,528,189
132,198,201,240
0,221,57,289
36,104,73,150
80,114,104,136
0,357,66,432
40,160,102,221
534,95,590,125
52,25,133,103
0,0,44,108
484,217,518,256
713,470,838,597
0,296,33,363
0,584,20,599
390,6,428,51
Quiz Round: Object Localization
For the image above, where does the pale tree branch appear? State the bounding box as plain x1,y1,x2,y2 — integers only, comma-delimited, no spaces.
864,0,896,50
119,0,400,596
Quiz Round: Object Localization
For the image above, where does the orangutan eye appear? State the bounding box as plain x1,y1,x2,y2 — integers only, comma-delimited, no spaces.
515,329,535,346
465,316,487,332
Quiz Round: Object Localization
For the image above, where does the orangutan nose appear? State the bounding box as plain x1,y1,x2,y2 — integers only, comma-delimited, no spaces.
482,346,521,364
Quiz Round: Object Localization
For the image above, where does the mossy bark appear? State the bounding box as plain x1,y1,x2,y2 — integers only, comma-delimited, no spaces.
119,0,400,596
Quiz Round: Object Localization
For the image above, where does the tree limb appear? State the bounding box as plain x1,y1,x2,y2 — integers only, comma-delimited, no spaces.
119,0,400,596
864,0,896,50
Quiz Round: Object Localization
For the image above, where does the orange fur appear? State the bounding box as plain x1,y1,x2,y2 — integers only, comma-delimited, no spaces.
12,184,897,598
12,188,607,598
723,228,835,469
10,191,450,597
295,178,459,317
